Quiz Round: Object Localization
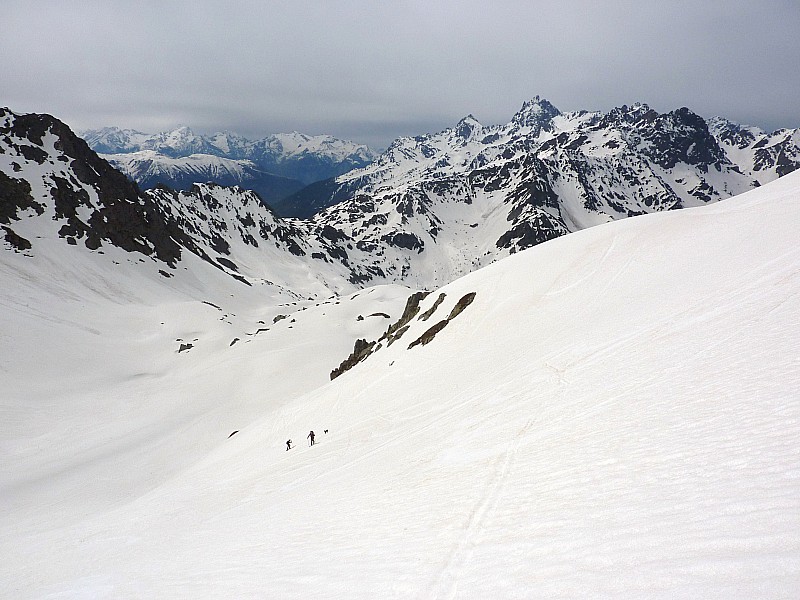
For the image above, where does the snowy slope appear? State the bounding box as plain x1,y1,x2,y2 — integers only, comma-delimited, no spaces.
2,162,799,599
103,150,305,208
77,126,154,154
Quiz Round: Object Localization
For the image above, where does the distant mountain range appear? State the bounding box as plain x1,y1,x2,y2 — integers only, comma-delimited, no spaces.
3,99,799,294
100,151,305,212
79,126,379,216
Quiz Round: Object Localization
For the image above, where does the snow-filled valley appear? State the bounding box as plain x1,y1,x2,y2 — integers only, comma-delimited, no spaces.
2,154,799,600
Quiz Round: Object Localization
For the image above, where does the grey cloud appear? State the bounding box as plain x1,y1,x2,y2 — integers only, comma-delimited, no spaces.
4,0,799,149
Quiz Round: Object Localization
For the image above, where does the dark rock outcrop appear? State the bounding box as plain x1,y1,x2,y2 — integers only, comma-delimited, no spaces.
408,292,476,349
1,109,185,265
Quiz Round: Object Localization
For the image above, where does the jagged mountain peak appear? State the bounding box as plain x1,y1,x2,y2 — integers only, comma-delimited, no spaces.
707,116,764,148
283,131,313,142
206,130,250,154
511,96,561,129
604,103,707,130
707,115,744,134
708,116,800,180
168,125,193,134
136,126,216,158
454,114,482,139
669,106,710,129
593,103,728,170
77,125,152,154
602,102,659,125
297,97,797,282
152,125,200,143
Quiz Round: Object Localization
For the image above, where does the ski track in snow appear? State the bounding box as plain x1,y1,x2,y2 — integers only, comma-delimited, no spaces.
426,418,535,600
281,381,496,494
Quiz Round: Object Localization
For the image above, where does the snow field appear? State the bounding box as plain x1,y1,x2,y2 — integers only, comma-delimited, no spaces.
1,172,800,597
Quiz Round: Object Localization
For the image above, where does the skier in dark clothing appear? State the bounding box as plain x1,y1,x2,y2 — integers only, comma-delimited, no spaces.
307,430,315,446
286,439,292,451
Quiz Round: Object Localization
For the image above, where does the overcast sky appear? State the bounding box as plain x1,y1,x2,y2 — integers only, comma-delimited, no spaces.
4,1,799,149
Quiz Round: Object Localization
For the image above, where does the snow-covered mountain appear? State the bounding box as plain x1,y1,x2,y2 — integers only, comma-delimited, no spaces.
81,125,379,186
79,126,378,217
3,107,799,599
292,98,800,287
0,108,360,298
82,125,215,157
83,126,376,166
220,130,378,184
8,102,800,297
708,116,800,183
76,126,155,154
103,150,305,209
0,108,184,264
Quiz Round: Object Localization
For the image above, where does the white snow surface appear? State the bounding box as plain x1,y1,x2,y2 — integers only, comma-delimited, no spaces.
270,131,376,162
2,172,800,598
80,126,378,164
102,150,259,180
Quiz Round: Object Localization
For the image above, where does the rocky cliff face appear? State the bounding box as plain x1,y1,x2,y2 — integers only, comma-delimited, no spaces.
0,108,184,264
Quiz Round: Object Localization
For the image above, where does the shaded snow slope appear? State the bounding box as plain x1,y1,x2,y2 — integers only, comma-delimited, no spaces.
103,150,305,208
2,170,799,597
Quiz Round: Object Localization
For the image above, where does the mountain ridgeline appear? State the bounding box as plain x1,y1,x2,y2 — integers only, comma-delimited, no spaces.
80,126,378,216
2,99,799,295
